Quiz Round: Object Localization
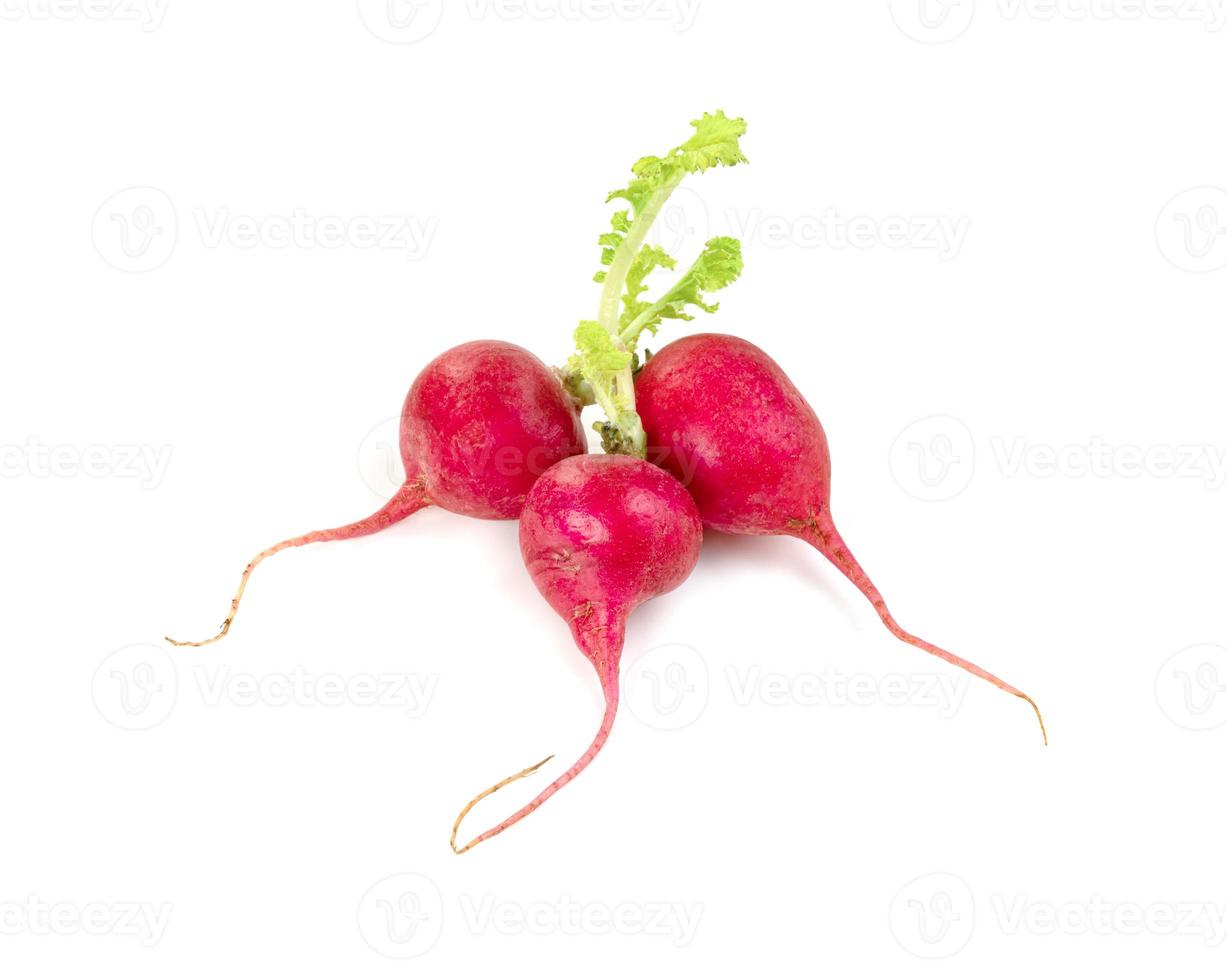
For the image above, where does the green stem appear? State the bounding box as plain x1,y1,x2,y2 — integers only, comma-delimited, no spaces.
619,251,699,348
597,178,683,336
592,177,684,455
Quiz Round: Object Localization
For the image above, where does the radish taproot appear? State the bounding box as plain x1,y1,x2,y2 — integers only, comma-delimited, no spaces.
446,113,744,853
450,453,703,853
634,333,1046,742
167,340,586,647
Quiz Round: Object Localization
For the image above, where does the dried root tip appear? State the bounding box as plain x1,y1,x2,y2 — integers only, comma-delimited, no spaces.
163,480,429,649
165,563,255,647
451,756,555,855
1018,692,1048,746
165,622,232,648
796,511,1049,747
164,545,294,648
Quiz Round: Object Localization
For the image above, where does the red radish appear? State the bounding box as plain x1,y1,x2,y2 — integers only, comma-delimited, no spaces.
450,453,703,853
635,333,1046,742
167,341,586,647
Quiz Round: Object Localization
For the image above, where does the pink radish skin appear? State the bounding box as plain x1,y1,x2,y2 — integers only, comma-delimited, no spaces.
168,341,586,647
451,454,703,853
635,333,1046,741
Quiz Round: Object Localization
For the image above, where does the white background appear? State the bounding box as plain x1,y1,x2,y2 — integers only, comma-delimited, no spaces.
2,1,1226,976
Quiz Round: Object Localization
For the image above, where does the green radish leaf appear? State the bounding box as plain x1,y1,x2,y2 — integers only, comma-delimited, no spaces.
621,237,743,345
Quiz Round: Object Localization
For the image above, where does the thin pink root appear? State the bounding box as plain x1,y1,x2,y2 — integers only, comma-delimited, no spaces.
165,479,430,648
451,692,619,854
794,511,1047,745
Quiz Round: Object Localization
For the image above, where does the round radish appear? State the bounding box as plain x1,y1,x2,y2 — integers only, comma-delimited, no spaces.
635,333,1046,742
167,340,586,647
450,453,703,853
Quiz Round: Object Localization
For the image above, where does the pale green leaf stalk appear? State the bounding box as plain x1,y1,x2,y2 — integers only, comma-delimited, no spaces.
567,111,749,456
